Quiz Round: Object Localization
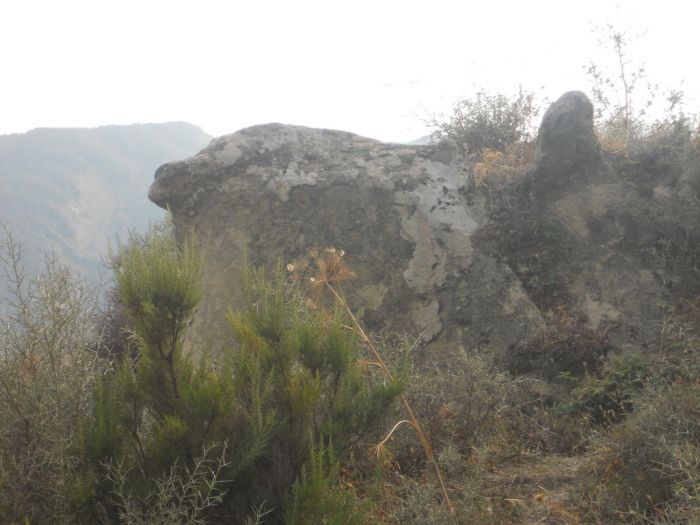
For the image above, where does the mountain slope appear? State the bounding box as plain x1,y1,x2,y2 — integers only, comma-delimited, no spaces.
0,122,211,281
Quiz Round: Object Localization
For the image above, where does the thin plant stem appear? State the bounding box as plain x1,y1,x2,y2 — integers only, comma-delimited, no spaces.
324,282,457,522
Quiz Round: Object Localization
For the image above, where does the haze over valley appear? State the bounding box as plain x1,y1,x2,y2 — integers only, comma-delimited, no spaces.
0,122,211,281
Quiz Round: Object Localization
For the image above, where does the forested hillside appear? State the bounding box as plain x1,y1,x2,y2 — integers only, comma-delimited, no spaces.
0,122,211,281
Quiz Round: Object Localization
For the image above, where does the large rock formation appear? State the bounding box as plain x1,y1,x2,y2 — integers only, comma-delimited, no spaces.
150,92,700,367
150,124,544,356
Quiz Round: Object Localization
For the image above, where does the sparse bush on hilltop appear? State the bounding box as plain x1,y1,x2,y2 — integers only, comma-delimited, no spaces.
430,88,539,156
584,22,652,149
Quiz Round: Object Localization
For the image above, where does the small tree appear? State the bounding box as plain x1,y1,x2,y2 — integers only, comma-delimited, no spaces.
227,264,403,522
75,222,402,524
75,221,276,523
584,22,653,147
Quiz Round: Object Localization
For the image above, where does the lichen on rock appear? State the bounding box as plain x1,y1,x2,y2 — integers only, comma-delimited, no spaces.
149,94,700,365
149,123,542,357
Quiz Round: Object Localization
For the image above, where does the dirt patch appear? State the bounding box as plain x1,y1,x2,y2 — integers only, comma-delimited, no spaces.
480,453,587,525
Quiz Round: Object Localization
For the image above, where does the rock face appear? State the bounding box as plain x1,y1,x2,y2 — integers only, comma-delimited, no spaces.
150,94,700,367
150,123,544,356
507,92,700,363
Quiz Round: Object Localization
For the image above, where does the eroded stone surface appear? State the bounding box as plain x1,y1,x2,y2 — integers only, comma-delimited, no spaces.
149,104,700,367
150,123,543,356
530,90,600,198
511,92,700,355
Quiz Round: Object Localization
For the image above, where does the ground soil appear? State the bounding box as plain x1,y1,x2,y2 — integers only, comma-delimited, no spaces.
480,453,588,524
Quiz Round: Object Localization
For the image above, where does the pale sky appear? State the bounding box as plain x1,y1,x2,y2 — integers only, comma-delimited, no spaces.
1,0,697,142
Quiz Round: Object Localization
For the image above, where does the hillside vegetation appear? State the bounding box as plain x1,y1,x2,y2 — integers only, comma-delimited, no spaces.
0,122,211,283
1,57,700,521
2,156,699,524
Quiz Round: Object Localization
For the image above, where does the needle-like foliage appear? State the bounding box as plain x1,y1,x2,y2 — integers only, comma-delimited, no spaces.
73,224,401,524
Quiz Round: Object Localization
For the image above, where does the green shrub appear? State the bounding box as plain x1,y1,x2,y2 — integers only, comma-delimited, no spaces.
285,438,365,525
227,265,404,520
74,222,402,523
558,351,654,426
588,381,700,523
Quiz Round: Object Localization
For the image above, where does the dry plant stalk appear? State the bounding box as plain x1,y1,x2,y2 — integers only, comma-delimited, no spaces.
104,442,231,525
290,247,457,522
0,223,106,522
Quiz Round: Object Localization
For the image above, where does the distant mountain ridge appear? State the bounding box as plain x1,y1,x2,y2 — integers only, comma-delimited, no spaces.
0,122,212,282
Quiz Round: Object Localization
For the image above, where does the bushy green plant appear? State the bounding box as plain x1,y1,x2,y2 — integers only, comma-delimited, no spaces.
588,381,700,523
558,351,654,426
227,265,404,520
285,438,365,525
431,88,538,155
74,222,402,523
73,221,249,522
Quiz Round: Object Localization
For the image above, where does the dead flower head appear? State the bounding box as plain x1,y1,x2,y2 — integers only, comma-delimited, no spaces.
311,247,355,288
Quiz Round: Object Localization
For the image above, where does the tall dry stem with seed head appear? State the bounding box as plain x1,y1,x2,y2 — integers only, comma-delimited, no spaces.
288,247,457,523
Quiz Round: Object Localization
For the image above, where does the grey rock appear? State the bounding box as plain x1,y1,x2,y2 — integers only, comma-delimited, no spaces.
150,123,544,358
531,91,600,197
147,100,700,372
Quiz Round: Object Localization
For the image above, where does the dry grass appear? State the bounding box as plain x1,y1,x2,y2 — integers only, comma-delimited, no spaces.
472,143,536,189
104,443,231,525
348,298,700,524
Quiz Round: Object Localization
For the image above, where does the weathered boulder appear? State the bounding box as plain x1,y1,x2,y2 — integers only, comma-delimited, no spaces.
149,96,700,373
530,91,600,197
149,123,544,357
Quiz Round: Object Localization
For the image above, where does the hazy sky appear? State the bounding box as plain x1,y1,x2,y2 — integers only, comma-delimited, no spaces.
1,0,697,142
